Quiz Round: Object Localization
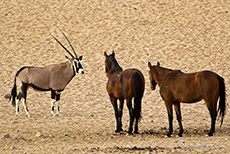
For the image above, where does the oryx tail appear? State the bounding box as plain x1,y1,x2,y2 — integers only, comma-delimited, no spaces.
9,67,27,106
10,78,17,106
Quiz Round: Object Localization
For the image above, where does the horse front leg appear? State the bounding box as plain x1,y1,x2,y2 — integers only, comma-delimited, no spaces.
118,99,124,131
174,103,183,137
110,97,120,133
165,102,173,137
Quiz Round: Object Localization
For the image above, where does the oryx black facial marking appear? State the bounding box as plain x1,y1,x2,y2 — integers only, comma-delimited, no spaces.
6,32,84,117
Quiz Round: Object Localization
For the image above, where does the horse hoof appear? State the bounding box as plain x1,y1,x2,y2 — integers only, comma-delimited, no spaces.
205,132,213,137
114,130,120,135
114,130,120,133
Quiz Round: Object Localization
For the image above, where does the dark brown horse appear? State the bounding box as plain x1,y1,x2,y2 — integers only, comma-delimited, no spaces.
148,62,226,137
104,52,145,134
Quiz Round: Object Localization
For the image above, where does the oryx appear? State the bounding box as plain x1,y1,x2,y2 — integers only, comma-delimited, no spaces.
6,32,84,117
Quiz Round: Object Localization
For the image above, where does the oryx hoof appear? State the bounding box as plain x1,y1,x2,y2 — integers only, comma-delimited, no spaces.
126,132,133,136
164,134,171,138
26,114,31,117
205,133,213,137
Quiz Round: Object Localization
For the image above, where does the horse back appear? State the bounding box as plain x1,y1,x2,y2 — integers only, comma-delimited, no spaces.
120,69,145,100
160,70,219,103
107,69,145,100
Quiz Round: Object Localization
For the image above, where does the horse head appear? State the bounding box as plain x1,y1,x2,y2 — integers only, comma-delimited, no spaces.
148,61,160,90
104,51,122,78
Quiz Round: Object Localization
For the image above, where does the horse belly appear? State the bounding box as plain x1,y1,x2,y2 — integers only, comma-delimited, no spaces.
176,88,203,103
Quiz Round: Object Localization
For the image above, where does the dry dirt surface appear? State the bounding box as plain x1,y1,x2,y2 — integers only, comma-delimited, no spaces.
1,0,230,153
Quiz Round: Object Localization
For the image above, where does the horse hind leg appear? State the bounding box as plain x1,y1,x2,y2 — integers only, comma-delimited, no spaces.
205,101,217,137
133,97,142,134
127,99,135,135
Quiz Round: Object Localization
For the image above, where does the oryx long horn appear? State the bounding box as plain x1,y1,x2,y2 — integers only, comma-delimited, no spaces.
52,35,75,58
61,31,78,59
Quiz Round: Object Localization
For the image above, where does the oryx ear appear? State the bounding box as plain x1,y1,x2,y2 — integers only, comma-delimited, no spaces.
157,61,160,66
79,55,83,60
65,55,71,61
112,51,115,57
104,51,108,58
148,62,152,69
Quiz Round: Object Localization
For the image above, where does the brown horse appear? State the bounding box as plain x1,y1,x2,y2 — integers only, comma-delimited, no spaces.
104,52,145,134
148,62,226,137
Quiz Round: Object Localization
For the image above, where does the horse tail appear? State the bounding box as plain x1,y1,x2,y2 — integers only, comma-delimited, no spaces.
133,71,145,121
217,75,226,127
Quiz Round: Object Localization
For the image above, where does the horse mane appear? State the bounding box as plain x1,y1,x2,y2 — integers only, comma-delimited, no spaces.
156,65,182,73
109,55,123,72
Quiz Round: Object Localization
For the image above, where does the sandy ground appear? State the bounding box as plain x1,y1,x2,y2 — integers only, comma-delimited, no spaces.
0,0,230,153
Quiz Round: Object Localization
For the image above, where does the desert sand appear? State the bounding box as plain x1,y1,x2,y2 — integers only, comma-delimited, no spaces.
0,0,230,153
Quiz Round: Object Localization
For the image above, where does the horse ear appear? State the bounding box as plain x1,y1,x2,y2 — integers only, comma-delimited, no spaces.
112,51,115,57
104,51,108,58
148,62,152,69
157,61,160,66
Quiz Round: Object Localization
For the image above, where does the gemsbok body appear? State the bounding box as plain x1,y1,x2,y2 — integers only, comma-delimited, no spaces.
6,32,84,117
148,62,226,137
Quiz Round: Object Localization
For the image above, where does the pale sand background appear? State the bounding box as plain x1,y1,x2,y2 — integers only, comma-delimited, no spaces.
0,0,230,153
